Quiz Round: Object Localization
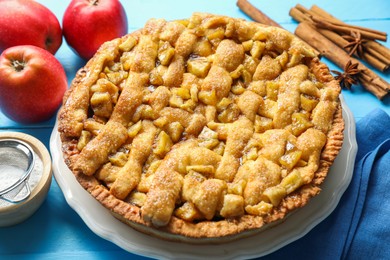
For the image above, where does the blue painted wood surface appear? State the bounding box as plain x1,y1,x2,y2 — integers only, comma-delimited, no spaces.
0,0,389,259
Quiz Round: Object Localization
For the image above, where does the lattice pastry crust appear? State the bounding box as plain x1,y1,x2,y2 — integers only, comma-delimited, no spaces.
58,13,344,243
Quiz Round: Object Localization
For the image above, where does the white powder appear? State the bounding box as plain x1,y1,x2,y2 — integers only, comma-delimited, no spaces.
0,147,43,207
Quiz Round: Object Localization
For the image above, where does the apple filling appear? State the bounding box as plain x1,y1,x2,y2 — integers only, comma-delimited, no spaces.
58,13,343,240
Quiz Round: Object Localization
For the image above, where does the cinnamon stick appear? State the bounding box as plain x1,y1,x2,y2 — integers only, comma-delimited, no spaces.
320,30,388,71
295,4,387,41
289,9,389,71
295,22,390,99
309,5,390,66
236,0,281,27
290,4,390,72
309,5,339,23
310,16,387,42
363,41,390,63
288,6,311,23
362,54,389,71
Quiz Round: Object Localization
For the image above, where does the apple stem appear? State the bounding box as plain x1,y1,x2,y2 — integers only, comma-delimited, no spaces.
12,60,26,72
89,0,99,5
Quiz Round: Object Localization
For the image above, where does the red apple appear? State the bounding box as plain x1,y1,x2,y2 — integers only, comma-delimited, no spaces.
0,0,62,55
63,0,128,60
0,45,68,123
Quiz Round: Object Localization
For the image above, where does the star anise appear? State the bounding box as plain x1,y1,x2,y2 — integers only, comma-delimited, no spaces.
331,60,360,89
342,31,367,58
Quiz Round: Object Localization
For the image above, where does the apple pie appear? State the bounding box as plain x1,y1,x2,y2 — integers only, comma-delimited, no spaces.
58,12,344,243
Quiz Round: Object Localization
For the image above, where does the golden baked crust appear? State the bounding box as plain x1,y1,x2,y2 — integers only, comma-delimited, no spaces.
58,13,344,243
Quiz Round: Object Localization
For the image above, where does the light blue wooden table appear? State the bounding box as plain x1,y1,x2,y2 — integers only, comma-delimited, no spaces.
0,0,389,259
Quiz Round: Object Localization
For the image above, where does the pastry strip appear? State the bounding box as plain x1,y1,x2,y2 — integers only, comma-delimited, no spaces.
215,117,254,182
110,121,157,199
142,141,222,226
159,107,207,136
273,64,308,128
110,72,148,126
58,40,120,138
142,160,183,227
73,121,128,176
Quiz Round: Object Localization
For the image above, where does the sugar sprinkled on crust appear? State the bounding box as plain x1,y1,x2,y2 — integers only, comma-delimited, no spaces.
58,13,344,243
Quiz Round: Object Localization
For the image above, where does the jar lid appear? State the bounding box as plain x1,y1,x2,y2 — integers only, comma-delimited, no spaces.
0,132,52,227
